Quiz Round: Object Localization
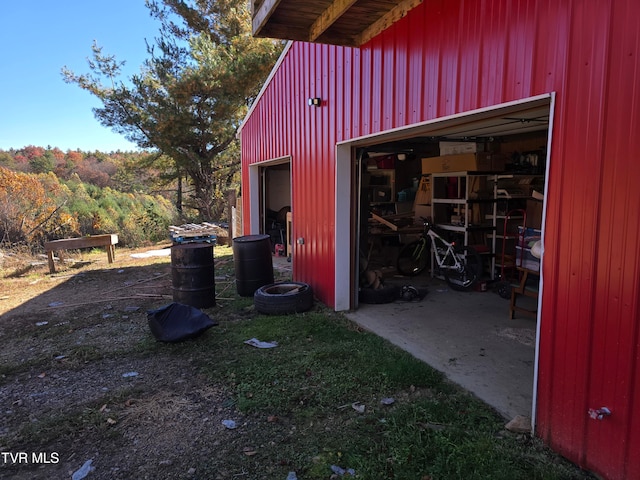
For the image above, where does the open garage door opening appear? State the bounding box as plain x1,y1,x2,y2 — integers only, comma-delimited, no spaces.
335,94,553,421
251,158,292,259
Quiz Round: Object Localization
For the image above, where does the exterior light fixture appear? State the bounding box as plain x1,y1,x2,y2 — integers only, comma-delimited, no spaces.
308,97,321,107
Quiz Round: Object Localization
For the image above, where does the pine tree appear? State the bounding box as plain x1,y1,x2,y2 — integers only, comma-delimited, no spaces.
62,0,283,220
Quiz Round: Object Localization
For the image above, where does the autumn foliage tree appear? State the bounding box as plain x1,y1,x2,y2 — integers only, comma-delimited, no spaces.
62,0,283,220
0,163,178,248
0,167,78,244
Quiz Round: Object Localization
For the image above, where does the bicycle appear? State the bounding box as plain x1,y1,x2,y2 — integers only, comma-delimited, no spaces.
396,218,483,291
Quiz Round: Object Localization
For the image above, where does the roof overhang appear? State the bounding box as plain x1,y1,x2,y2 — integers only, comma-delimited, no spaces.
251,0,422,47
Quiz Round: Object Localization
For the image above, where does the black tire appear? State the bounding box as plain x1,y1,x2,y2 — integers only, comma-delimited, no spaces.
397,240,430,276
254,282,314,315
495,280,512,299
359,284,401,304
443,246,482,291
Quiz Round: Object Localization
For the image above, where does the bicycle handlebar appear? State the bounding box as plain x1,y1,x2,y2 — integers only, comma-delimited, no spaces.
419,216,433,229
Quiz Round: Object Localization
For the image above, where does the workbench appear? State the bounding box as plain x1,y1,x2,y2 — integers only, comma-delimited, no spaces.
44,234,118,273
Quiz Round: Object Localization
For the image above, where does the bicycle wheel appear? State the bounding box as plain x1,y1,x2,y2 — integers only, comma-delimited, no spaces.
443,245,482,291
397,240,430,276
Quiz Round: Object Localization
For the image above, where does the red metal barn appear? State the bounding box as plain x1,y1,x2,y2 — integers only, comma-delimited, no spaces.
239,1,640,478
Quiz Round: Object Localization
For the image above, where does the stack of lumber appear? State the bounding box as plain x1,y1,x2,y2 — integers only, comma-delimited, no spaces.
169,223,219,244
369,212,419,234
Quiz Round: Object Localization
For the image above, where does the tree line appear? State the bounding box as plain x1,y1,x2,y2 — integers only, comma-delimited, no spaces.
0,148,177,248
0,146,159,190
1,0,284,250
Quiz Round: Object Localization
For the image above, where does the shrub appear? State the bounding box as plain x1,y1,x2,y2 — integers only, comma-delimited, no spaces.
0,166,179,248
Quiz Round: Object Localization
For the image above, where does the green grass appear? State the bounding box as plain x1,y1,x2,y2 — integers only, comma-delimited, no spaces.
202,311,444,414
159,303,591,480
1,246,591,479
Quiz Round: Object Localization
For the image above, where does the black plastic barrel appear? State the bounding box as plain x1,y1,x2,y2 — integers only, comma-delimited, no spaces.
171,243,215,308
233,234,274,296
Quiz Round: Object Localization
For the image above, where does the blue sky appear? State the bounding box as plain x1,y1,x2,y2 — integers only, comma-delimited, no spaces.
0,1,162,152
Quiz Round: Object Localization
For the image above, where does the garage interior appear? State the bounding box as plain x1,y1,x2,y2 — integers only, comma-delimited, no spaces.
259,161,292,258
346,98,551,421
357,130,546,296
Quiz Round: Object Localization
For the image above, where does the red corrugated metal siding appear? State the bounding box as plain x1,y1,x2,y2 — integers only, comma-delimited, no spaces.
240,1,640,476
583,1,640,476
536,0,607,464
535,2,640,478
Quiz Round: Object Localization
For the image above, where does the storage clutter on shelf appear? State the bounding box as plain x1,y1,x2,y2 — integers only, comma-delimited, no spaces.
515,226,542,271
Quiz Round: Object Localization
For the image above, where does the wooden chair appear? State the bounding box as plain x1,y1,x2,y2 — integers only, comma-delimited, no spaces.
509,267,539,319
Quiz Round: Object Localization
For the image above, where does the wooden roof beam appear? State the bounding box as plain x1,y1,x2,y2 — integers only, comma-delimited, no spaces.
356,0,423,46
252,0,284,36
309,0,358,42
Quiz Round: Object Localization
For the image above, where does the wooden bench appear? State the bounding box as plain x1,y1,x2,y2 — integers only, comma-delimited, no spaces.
44,234,118,273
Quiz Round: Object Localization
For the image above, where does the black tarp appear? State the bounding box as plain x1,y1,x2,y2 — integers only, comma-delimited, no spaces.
147,302,217,343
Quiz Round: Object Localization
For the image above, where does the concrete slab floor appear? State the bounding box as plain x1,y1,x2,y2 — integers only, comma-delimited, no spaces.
344,276,538,421
270,255,537,421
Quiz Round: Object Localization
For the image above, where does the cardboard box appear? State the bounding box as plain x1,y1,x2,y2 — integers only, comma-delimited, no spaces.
439,141,484,155
526,199,543,228
421,153,505,174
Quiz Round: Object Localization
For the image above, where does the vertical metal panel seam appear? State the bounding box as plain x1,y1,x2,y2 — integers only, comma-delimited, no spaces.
536,0,574,448
590,1,617,435
574,0,612,466
475,0,484,109
555,0,594,460
536,0,571,445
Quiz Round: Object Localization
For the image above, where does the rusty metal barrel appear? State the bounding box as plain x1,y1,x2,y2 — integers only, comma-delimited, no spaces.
233,234,274,296
171,243,215,308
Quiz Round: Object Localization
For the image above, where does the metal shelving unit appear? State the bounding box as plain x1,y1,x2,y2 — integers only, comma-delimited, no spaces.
430,172,545,281
431,171,497,279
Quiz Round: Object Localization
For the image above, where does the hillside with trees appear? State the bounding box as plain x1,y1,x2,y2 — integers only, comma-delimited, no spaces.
0,147,178,248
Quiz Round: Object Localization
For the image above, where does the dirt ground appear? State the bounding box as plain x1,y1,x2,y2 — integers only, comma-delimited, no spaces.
0,244,277,480
0,245,593,480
